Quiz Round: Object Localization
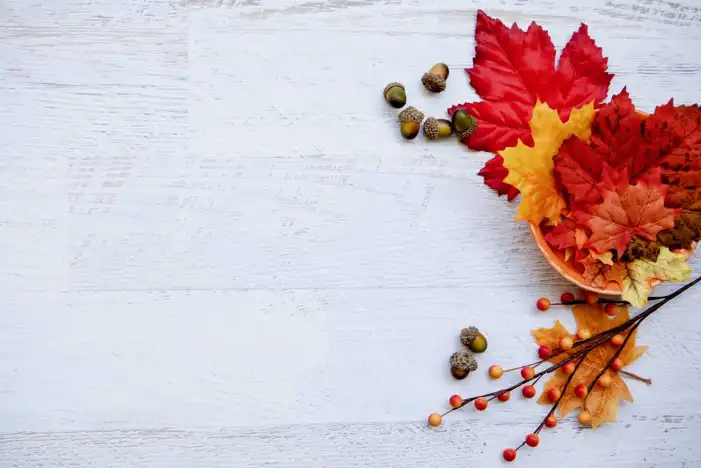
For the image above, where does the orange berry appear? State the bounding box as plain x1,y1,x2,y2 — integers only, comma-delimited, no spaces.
522,385,536,398
598,373,612,388
544,414,558,428
538,345,552,359
489,365,504,379
428,413,442,427
503,448,517,462
604,303,618,316
560,292,575,304
521,366,535,379
537,297,551,311
576,329,592,340
449,394,463,408
611,358,623,372
475,397,488,411
547,387,561,403
586,292,598,304
525,433,540,447
498,391,511,402
562,361,576,375
560,336,574,350
611,334,625,347
578,409,592,426
574,384,588,399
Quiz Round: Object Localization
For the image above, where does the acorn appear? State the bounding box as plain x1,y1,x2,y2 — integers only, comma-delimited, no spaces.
450,350,478,380
398,106,424,140
423,118,454,140
383,82,407,109
460,326,488,353
451,110,478,140
421,63,449,93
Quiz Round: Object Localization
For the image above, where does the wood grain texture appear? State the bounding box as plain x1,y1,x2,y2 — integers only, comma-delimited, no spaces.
1,0,701,466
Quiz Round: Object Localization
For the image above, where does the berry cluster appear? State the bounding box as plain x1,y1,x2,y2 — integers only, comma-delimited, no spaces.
427,277,700,462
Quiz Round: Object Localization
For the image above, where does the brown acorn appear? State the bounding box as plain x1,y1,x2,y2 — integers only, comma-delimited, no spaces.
423,118,454,140
398,106,424,140
449,350,478,380
451,110,478,140
421,63,449,93
383,82,406,109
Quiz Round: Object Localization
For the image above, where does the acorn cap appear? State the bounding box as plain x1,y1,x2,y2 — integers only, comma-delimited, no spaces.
383,82,405,97
450,350,478,372
423,117,440,140
398,106,424,124
421,73,446,93
460,326,480,346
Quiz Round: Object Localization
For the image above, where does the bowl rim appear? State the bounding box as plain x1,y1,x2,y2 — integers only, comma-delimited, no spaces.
529,222,696,296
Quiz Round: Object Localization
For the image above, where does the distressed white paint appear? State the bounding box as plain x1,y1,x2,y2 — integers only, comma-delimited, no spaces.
1,0,701,466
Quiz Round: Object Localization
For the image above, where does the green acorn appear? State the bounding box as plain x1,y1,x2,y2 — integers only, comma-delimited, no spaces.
398,106,424,140
421,63,449,93
451,110,478,140
383,82,407,109
423,118,454,140
460,326,488,353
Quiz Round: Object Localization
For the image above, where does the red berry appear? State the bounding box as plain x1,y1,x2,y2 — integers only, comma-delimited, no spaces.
560,292,575,304
525,433,540,447
474,397,488,411
562,361,576,375
586,292,598,304
546,387,561,402
522,385,536,398
544,414,558,428
611,358,623,372
521,366,535,379
574,384,588,399
538,345,552,360
503,448,516,462
604,303,618,316
536,297,551,311
498,391,511,402
449,394,462,408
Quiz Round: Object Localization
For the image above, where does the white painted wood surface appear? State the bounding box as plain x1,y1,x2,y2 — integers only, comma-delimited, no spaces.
1,0,701,466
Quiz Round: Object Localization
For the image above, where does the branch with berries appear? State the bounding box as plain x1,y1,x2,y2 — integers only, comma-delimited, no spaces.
427,276,701,463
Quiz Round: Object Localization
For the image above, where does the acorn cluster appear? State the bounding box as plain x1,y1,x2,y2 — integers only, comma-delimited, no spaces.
449,326,488,380
382,63,478,141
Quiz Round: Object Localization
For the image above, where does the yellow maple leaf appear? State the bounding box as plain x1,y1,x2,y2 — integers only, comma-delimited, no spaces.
532,303,648,428
502,101,596,225
622,247,691,308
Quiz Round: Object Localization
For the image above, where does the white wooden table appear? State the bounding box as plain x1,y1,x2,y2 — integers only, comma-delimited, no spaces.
1,0,701,466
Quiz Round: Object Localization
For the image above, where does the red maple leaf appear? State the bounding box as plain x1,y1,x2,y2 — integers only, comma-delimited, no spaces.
450,10,613,199
477,155,519,201
572,167,676,256
554,90,700,209
657,104,701,208
554,137,605,204
544,215,589,250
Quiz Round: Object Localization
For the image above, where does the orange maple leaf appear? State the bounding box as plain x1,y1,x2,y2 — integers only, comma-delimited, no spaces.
531,303,648,428
580,253,626,289
573,167,676,256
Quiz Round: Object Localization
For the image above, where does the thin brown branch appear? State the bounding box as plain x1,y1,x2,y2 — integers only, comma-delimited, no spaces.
620,370,652,385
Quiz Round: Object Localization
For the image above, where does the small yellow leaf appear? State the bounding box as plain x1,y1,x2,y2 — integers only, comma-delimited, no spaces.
622,247,692,307
502,101,596,225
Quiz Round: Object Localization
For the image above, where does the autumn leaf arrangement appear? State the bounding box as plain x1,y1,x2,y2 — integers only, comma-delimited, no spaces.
449,11,701,307
421,10,701,463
